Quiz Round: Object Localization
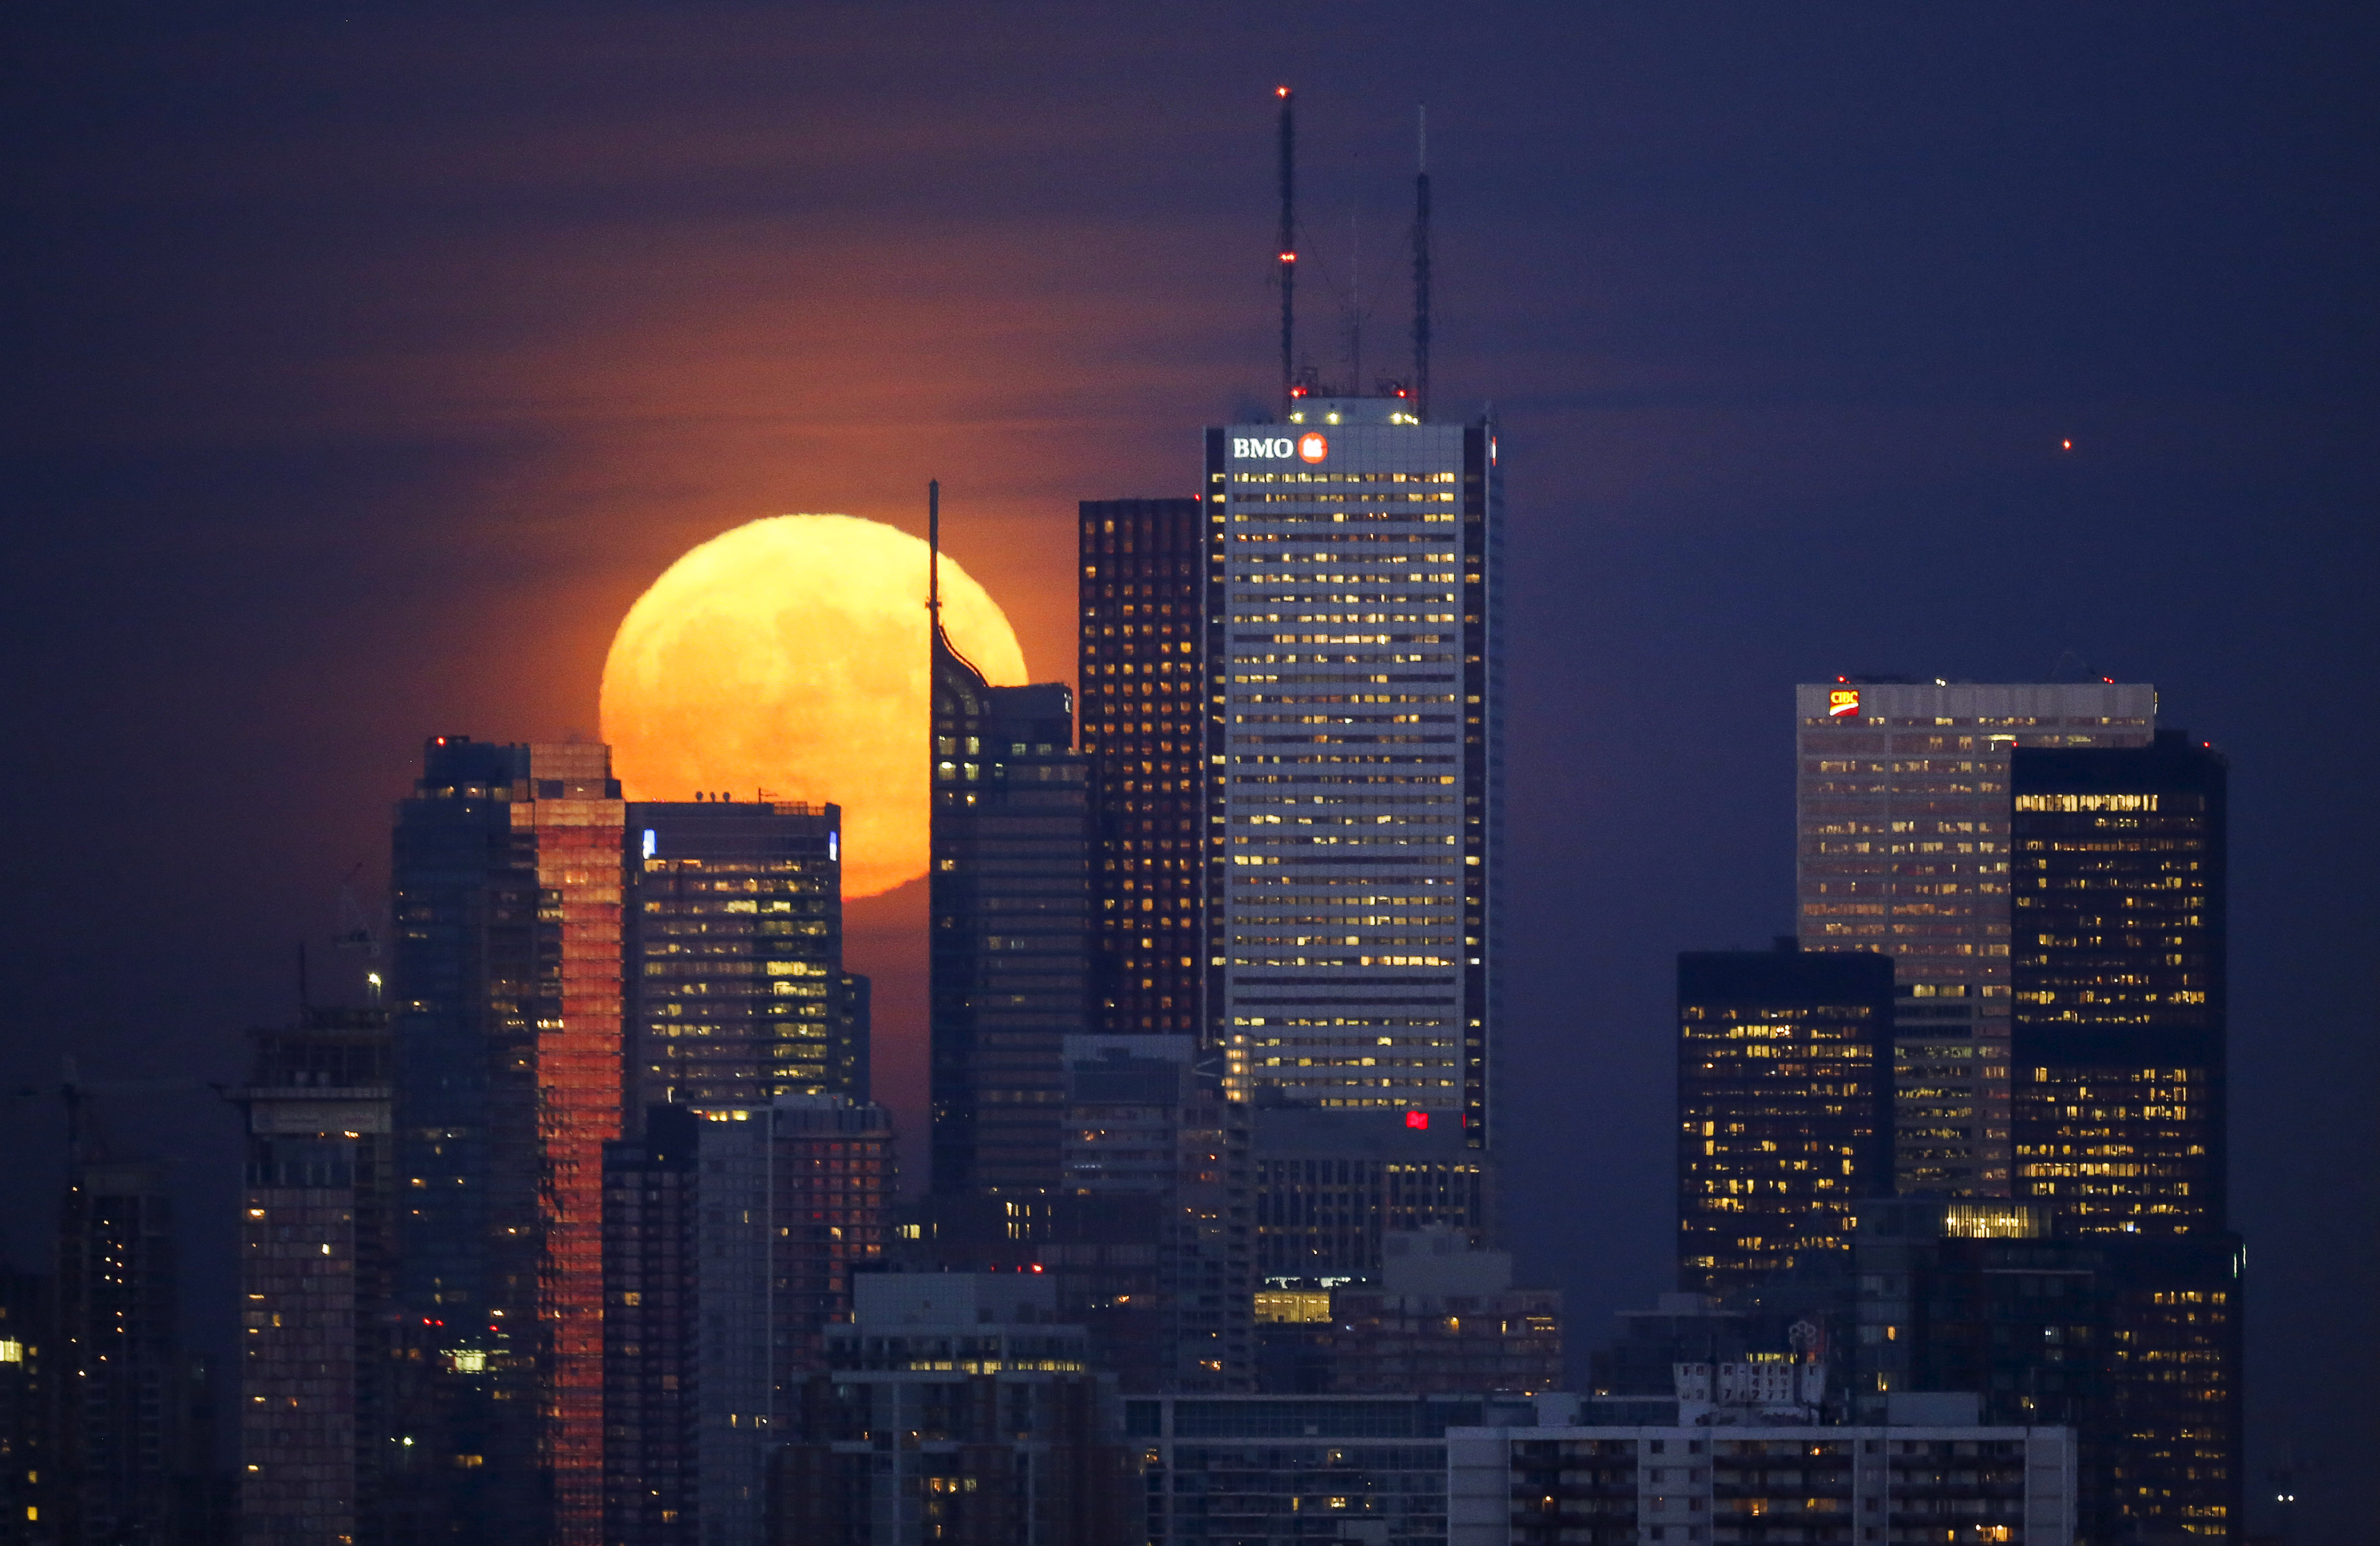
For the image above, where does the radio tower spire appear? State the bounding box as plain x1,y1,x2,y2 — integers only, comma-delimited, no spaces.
1412,105,1431,420
1277,86,1297,409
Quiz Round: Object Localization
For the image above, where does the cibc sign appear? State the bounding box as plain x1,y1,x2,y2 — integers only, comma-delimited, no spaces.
1233,432,1330,463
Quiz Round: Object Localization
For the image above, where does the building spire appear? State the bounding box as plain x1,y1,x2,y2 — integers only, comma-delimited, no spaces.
927,477,941,623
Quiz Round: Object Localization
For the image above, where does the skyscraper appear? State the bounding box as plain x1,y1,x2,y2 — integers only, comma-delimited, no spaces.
234,1008,398,1546
1794,680,2156,1196
2011,731,2227,1237
1674,943,1894,1295
1079,498,1208,1038
391,737,624,1543
602,1095,894,1546
1852,1198,2242,1543
767,1276,1143,1546
623,799,863,1122
54,1150,186,1546
1205,399,1499,1144
929,503,1091,1196
0,1263,48,1542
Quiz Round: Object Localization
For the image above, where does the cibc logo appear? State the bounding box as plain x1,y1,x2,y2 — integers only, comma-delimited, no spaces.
1298,432,1329,463
1828,688,1861,719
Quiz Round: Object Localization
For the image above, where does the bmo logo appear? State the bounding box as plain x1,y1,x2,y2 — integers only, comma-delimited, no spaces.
1232,432,1330,463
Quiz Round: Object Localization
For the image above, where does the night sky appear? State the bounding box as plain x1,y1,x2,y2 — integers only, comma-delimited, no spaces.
5,3,2374,1533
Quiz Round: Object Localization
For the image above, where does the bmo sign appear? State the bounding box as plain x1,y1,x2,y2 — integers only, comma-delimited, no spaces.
1234,432,1329,464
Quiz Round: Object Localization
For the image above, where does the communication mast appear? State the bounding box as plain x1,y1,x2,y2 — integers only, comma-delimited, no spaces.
1277,86,1297,410
1412,106,1432,419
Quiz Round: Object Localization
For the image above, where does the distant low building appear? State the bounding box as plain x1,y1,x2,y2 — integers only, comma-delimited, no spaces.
767,1274,1141,1546
1133,1391,1567,1546
1255,1226,1562,1398
1448,1420,2078,1546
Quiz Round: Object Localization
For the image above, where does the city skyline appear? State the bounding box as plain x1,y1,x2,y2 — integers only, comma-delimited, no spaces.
3,7,2373,1541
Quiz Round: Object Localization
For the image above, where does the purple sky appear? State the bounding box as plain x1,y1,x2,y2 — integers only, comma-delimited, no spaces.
4,3,2374,1529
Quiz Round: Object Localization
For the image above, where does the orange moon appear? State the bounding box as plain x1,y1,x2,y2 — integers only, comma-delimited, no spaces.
598,514,1027,897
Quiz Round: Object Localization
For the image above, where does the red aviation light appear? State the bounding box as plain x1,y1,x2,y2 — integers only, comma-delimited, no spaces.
1277,85,1290,98
1279,251,1297,263
1404,1110,1430,1131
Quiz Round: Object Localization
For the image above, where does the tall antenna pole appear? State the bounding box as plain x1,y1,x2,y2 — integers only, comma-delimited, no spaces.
927,478,941,624
1277,86,1296,408
1412,105,1432,420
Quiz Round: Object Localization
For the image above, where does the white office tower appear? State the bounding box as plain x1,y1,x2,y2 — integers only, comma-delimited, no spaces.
1202,399,1501,1152
1794,680,2156,1196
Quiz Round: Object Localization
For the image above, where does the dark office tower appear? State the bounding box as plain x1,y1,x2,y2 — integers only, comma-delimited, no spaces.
1251,1107,1491,1280
234,1009,397,1546
1060,1035,1253,1390
1675,944,1893,1296
391,737,625,1545
0,1266,49,1542
929,521,1091,1195
1853,1199,2243,1544
767,1276,1142,1546
601,1097,894,1546
1205,401,1500,1142
55,1153,181,1546
2011,731,2227,1238
1078,498,1208,1038
835,973,871,1100
623,800,859,1122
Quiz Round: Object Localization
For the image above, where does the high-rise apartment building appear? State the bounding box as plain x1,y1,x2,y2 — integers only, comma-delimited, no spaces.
2012,732,2227,1237
1794,681,2156,1196
55,1153,188,1546
1675,944,1893,1295
929,557,1090,1195
602,1096,894,1546
234,1009,398,1546
1205,400,1500,1141
623,799,863,1122
1079,498,1208,1037
391,737,624,1543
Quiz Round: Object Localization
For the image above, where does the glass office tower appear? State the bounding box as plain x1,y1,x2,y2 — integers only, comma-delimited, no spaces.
1204,399,1500,1147
391,737,624,1544
2012,731,2227,1236
1794,681,2155,1196
1079,497,1207,1037
623,799,865,1123
929,595,1090,1195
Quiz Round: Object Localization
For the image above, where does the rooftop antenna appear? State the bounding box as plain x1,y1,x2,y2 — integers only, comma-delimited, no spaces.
1412,105,1431,419
927,478,941,626
1277,86,1296,409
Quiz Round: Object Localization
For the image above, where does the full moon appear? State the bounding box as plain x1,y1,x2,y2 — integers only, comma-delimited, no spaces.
598,514,1027,897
